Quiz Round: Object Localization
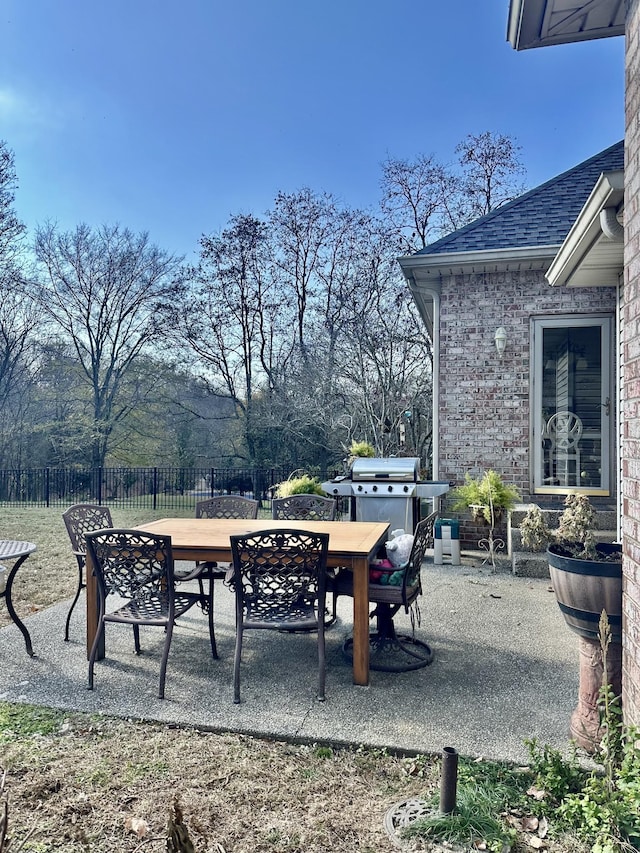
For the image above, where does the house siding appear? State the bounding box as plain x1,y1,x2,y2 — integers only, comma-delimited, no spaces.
623,0,640,725
437,268,617,540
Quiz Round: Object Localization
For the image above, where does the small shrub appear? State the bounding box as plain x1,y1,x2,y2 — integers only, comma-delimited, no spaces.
450,470,520,524
348,440,375,458
519,505,553,551
556,493,596,546
274,474,325,498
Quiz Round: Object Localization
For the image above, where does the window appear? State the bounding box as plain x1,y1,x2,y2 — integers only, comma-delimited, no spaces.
532,316,612,494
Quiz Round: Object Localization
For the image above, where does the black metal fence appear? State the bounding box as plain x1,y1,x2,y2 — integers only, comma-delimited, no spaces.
0,466,326,510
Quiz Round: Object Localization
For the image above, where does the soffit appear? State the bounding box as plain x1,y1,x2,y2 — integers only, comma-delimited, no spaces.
546,170,624,287
399,245,559,288
508,0,625,50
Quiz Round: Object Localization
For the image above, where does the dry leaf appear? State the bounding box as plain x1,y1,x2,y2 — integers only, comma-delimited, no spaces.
528,836,547,849
538,816,548,838
521,816,539,832
526,784,547,800
125,816,149,839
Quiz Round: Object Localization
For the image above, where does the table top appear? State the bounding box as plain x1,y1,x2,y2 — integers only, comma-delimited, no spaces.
0,540,37,560
135,518,389,563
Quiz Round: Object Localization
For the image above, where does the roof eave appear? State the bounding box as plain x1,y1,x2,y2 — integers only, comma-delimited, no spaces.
399,245,560,288
546,170,624,287
507,0,625,50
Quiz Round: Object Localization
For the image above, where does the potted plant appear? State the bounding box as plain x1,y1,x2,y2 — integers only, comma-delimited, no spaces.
543,493,622,642
273,472,326,498
536,493,623,752
450,470,520,525
347,440,375,467
450,470,520,569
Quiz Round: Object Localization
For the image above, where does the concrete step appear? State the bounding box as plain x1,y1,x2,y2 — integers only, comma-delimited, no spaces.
510,528,618,552
509,504,617,532
511,530,619,578
512,551,550,578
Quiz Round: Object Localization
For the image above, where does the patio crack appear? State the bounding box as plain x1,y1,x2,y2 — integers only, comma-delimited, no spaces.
295,703,314,738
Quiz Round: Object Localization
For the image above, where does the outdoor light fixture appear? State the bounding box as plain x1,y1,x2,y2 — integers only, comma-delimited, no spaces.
494,326,507,358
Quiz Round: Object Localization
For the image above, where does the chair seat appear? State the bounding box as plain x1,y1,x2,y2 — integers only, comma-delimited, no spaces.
106,591,201,624
332,572,419,605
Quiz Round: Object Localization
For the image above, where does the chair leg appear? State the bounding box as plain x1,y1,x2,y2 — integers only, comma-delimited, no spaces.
317,621,326,701
158,621,173,699
233,622,243,704
64,561,85,642
342,604,434,673
207,578,218,659
87,621,105,690
133,624,141,654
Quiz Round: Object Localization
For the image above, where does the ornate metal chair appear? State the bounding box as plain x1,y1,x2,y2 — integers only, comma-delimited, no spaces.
272,495,336,521
173,496,260,656
85,528,216,699
62,503,114,641
229,528,329,703
272,494,339,625
336,512,437,672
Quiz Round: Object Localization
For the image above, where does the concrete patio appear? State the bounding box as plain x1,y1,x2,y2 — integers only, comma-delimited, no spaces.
0,557,580,764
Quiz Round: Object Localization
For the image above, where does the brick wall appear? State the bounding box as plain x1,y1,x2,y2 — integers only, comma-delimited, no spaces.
437,268,616,541
623,0,640,725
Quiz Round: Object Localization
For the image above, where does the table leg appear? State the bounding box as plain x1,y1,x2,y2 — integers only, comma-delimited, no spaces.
85,552,104,661
5,555,34,656
351,557,370,686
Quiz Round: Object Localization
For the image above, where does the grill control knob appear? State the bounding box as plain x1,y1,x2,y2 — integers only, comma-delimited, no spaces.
404,485,409,492
372,484,378,492
388,484,393,493
357,484,363,492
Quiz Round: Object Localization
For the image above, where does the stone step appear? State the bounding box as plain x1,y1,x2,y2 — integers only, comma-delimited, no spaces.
509,503,617,531
512,551,550,578
511,530,619,578
510,528,618,552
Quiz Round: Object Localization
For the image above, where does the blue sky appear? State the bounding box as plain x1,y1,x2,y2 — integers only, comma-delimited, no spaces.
1,1,625,262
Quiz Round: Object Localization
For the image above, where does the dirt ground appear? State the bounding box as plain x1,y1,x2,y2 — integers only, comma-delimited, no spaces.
1,706,439,852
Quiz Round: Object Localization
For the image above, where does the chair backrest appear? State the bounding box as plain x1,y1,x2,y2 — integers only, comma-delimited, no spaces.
546,411,583,452
272,494,336,521
85,528,174,603
400,512,437,606
195,496,259,520
63,503,114,556
230,528,329,624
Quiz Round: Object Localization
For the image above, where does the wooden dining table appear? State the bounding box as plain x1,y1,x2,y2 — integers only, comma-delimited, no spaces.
84,517,390,686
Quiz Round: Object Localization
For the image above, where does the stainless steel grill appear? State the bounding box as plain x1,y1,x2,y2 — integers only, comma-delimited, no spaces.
321,458,449,533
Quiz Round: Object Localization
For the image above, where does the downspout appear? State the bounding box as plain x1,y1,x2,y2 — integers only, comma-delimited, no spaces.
600,207,624,242
601,205,623,540
405,274,440,479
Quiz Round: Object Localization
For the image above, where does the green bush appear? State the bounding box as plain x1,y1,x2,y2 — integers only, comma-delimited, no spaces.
274,474,325,498
450,470,520,524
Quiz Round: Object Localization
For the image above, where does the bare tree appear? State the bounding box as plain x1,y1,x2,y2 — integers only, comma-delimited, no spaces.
174,214,289,465
32,223,183,467
455,131,526,220
380,154,452,253
0,140,36,468
0,140,25,261
381,132,527,243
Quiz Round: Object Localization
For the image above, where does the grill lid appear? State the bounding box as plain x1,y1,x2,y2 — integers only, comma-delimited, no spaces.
350,457,420,482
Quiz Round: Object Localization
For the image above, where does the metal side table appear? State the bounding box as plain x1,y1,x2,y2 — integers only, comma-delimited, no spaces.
0,540,37,656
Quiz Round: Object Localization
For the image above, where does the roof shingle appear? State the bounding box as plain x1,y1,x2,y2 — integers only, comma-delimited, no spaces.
417,140,624,256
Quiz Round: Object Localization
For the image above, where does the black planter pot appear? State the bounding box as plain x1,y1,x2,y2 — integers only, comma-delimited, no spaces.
546,542,623,642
